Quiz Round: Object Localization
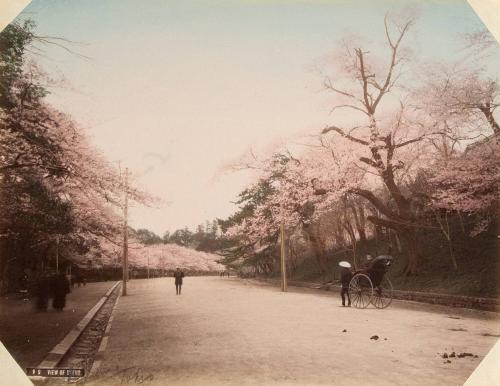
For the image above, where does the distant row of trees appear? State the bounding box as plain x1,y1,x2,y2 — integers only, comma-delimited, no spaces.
136,220,230,253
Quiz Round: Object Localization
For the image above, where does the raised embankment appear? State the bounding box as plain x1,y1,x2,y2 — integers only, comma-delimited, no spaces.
253,278,499,312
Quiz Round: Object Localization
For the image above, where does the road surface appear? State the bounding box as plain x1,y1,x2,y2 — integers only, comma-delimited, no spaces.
87,277,499,386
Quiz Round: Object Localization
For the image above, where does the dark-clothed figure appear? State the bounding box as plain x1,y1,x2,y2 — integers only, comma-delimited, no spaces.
174,268,184,295
340,266,353,307
366,255,393,294
35,274,51,311
52,272,70,311
75,272,87,287
19,273,28,291
363,254,373,270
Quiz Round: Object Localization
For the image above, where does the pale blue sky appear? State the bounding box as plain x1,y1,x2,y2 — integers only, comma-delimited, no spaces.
15,0,495,235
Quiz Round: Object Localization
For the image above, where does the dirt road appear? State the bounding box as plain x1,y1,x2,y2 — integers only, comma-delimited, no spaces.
87,277,499,386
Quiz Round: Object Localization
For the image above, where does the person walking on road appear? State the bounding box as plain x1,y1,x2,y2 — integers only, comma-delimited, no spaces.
339,261,353,307
174,267,185,295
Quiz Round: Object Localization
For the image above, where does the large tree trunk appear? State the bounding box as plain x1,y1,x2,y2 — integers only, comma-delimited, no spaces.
354,141,423,274
400,229,421,276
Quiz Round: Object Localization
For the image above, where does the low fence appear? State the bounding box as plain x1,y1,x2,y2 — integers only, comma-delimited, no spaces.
253,278,500,312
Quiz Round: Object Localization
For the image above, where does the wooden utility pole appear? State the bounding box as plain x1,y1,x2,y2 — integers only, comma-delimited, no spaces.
122,168,129,296
280,219,287,292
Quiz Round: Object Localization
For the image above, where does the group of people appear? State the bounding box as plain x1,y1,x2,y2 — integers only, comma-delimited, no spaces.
35,271,71,311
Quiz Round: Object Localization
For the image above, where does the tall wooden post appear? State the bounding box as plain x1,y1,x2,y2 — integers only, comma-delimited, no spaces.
122,168,129,296
280,219,287,292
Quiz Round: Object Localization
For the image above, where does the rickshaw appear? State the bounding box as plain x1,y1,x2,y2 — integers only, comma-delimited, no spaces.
349,255,394,309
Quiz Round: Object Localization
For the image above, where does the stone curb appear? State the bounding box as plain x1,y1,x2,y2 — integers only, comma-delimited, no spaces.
88,285,122,377
253,278,500,312
33,281,121,372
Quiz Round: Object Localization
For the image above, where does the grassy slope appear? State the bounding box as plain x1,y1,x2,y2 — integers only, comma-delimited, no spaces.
286,227,499,298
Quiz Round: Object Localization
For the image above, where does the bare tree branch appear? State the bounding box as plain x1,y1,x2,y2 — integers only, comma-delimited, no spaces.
321,125,369,145
329,104,369,116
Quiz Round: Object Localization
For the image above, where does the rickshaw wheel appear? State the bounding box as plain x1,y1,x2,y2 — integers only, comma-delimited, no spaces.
349,273,373,309
371,276,393,309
